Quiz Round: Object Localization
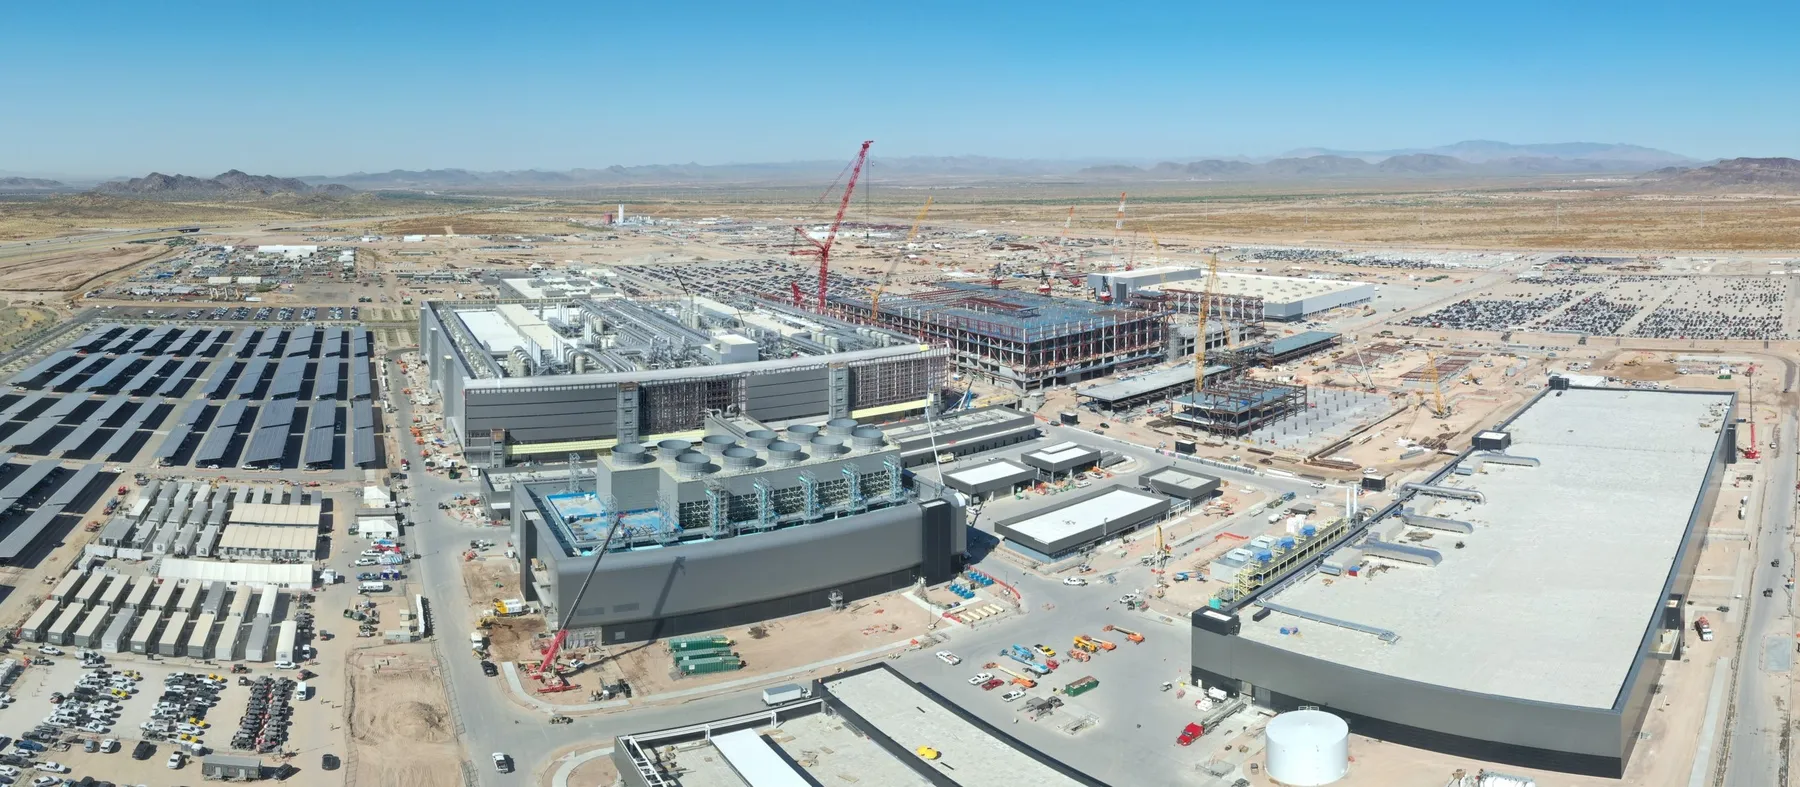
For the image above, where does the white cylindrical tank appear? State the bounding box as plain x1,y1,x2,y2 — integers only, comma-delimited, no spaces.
1265,709,1349,786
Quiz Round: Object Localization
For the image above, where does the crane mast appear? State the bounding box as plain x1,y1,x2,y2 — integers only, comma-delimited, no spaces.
1191,253,1221,418
1424,349,1450,418
870,197,932,319
791,140,873,311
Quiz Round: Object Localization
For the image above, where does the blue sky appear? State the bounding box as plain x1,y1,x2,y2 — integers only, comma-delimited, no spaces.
2,0,1795,177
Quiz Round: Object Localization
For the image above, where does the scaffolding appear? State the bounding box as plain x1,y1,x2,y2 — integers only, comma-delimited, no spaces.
830,284,1166,391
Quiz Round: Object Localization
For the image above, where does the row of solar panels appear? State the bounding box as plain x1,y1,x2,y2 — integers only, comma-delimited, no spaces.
67,324,233,359
0,459,107,564
158,400,378,470
25,322,370,391
195,357,374,401
0,394,168,461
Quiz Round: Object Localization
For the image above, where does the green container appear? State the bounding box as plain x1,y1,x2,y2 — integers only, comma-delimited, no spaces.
668,635,733,652
672,645,734,662
678,655,743,674
1063,676,1099,697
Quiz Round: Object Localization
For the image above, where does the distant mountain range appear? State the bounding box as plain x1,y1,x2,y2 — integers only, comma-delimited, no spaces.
0,176,68,191
1640,157,1800,191
94,169,354,199
290,141,1698,190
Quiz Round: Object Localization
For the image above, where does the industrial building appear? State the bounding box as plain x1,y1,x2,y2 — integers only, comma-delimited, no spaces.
1095,268,1374,322
1190,385,1736,777
993,484,1172,562
829,283,1166,392
880,406,1040,468
510,414,965,645
420,298,949,469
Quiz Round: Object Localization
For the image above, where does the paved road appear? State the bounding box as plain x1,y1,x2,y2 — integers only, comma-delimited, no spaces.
1722,410,1798,787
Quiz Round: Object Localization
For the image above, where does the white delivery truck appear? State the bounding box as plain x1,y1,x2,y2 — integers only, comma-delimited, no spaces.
761,683,812,706
358,581,389,593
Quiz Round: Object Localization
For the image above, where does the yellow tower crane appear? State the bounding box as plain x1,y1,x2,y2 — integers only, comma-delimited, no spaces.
1189,253,1224,430
1424,349,1450,418
869,197,933,319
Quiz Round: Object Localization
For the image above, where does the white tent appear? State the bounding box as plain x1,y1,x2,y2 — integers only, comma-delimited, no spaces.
357,517,398,540
362,486,393,508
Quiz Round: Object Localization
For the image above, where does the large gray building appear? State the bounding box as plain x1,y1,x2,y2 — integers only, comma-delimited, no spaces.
420,298,949,469
511,415,965,644
1190,384,1736,777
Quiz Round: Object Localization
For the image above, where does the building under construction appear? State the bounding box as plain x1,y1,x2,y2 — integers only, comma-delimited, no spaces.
420,297,948,469
1172,373,1308,436
830,283,1165,392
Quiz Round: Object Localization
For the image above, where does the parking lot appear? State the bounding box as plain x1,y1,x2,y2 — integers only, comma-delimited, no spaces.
0,650,331,784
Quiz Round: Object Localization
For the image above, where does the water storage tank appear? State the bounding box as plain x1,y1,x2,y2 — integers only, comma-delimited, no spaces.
656,439,692,462
1266,709,1349,786
810,436,846,456
850,426,885,450
722,446,758,470
674,451,711,478
612,443,651,466
766,440,803,467
744,429,778,449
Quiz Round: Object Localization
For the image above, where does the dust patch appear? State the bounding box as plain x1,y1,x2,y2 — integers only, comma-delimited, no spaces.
345,648,463,787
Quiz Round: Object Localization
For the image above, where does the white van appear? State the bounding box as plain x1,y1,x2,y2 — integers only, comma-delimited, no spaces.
293,681,309,701
358,581,389,593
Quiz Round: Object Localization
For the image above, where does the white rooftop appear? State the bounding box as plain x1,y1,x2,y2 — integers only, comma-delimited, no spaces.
1007,488,1165,544
1152,271,1370,304
156,558,313,589
946,460,1032,487
1244,387,1730,709
710,729,810,787
824,668,1085,787
1028,445,1096,464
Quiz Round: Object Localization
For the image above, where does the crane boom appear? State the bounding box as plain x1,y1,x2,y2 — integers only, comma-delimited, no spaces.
1191,253,1221,408
1424,349,1449,417
791,140,874,310
870,197,933,318
537,507,627,678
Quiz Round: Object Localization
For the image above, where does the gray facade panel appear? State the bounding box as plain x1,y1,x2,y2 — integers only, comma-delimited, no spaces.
540,503,927,632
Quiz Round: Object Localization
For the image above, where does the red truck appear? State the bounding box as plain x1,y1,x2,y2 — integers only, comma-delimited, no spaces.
1177,722,1204,746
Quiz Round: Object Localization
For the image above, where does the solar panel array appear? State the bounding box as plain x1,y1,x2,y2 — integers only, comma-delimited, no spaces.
350,358,372,400
270,356,307,398
194,400,249,466
243,399,298,465
233,357,270,398
351,400,378,467
0,462,102,563
303,402,336,467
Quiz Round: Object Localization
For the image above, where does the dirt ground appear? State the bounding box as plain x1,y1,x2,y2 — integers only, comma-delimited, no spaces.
604,592,937,697
462,555,522,608
346,648,464,787
0,245,167,291
565,755,620,787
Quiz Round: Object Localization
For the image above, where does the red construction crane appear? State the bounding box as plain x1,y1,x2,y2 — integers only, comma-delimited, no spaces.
533,508,627,693
792,140,874,310
790,281,803,306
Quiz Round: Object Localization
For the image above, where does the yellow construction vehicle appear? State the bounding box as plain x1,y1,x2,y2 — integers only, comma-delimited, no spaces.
993,665,1038,689
1071,636,1099,653
1079,634,1116,651
1104,624,1145,643
476,615,498,628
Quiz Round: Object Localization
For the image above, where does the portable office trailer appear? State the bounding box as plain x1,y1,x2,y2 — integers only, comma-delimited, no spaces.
71,573,108,607
49,570,82,603
158,610,190,657
244,617,273,662
151,521,177,555
174,523,198,557
174,581,202,613
96,575,130,611
20,598,59,642
213,614,245,661
101,609,136,653
46,605,84,646
195,525,220,558
123,579,152,611
274,620,298,664
185,612,217,658
73,607,108,649
148,580,179,612
228,587,254,618
200,581,227,616
129,610,162,654
254,588,278,618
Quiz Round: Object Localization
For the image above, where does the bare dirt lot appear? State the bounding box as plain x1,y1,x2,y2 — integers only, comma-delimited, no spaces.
346,648,464,787
0,245,167,292
602,593,938,698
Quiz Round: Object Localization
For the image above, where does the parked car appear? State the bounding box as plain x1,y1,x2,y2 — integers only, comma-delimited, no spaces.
1000,689,1026,702
492,753,513,773
966,673,993,685
980,678,1004,691
1062,577,1087,586
934,651,961,666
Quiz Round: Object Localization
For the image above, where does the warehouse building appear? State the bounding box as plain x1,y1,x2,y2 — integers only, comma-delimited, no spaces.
1115,270,1374,322
420,298,948,469
993,484,1171,562
1143,467,1222,500
1190,385,1736,777
881,406,1039,468
510,415,966,645
941,460,1036,502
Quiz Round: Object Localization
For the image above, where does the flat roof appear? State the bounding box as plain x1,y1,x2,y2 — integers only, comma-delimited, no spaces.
1145,468,1214,491
1153,271,1372,303
1027,445,1097,465
710,729,810,787
1005,487,1164,545
218,525,316,553
1075,363,1231,404
945,460,1033,487
1258,330,1339,356
157,558,312,588
228,503,321,527
1244,387,1730,709
822,667,1087,787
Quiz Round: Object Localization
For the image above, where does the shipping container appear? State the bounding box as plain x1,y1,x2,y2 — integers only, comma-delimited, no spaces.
668,634,733,652
672,644,735,661
275,620,298,664
1063,676,1099,697
677,655,743,675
